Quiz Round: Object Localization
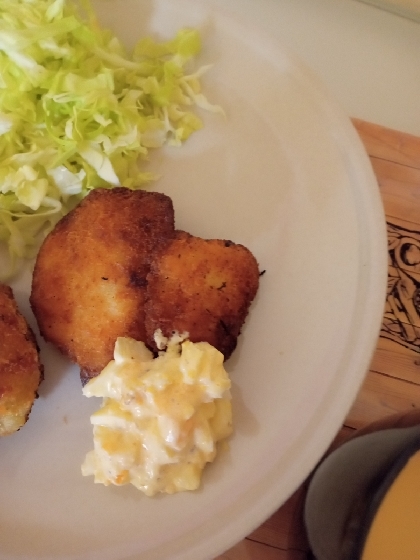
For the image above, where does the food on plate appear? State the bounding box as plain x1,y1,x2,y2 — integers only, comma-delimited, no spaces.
30,188,260,384
0,0,222,280
30,187,175,383
145,231,260,359
81,334,232,495
0,284,43,436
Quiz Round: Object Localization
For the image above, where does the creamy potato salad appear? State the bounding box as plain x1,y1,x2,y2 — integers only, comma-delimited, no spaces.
82,333,232,496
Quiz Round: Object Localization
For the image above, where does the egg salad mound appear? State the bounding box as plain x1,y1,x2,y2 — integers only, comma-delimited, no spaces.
81,332,232,496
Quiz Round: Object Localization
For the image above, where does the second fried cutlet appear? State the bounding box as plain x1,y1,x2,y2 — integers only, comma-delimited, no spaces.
0,284,43,436
145,231,260,359
30,187,175,382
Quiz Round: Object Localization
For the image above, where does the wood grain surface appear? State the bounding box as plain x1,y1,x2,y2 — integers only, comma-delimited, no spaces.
215,119,420,559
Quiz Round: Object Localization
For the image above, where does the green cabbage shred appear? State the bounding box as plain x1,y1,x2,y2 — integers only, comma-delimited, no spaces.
0,0,222,280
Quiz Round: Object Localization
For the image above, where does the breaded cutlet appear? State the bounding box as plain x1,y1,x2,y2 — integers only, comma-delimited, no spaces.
145,231,260,359
0,284,43,436
30,188,175,382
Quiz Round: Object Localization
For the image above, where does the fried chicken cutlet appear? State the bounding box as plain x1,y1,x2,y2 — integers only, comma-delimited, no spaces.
0,284,43,436
30,188,175,383
145,231,260,359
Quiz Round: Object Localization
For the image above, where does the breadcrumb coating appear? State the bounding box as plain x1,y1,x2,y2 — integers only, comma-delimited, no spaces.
0,284,43,436
145,231,260,359
30,188,175,382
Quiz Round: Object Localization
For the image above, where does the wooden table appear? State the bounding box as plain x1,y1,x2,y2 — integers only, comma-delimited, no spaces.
216,119,420,559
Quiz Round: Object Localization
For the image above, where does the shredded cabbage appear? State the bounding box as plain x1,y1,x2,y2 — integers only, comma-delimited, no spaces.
0,0,222,280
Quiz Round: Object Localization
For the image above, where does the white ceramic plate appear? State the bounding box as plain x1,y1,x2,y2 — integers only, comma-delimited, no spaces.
0,1,387,559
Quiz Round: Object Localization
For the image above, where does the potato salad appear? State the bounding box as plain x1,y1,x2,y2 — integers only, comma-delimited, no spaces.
81,333,232,496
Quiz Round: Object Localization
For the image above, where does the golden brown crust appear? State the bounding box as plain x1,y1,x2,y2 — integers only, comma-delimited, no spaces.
30,187,175,380
145,231,260,359
0,284,43,436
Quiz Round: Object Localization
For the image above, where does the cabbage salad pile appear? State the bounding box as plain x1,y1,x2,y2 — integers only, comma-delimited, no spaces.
0,0,221,279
